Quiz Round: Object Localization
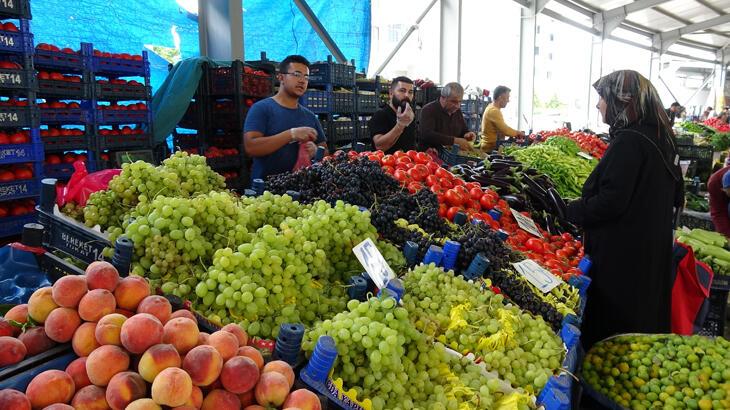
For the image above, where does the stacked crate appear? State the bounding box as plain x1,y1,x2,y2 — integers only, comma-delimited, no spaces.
354,75,388,149
0,0,43,237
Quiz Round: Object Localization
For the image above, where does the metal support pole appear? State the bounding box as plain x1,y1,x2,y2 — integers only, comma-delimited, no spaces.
374,0,439,76
293,0,347,63
517,4,537,131
440,0,461,84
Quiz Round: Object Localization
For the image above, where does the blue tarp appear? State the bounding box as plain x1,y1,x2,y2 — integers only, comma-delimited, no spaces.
28,0,371,91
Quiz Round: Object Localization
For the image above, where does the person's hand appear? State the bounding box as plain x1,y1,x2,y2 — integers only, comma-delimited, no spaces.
290,127,317,142
463,132,476,141
454,137,475,152
396,104,414,127
303,141,317,158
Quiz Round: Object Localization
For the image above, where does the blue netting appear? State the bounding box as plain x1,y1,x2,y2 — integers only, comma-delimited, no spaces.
28,0,371,91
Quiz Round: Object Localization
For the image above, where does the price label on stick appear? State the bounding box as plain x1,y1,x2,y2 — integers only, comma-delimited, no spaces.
352,238,395,289
577,151,593,160
512,259,563,293
510,209,543,238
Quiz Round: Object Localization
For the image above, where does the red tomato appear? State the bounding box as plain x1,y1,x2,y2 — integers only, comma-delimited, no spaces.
46,154,61,164
440,178,453,189
408,181,422,193
406,150,418,160
9,133,26,144
446,206,461,221
561,232,574,242
430,184,444,195
452,178,465,187
393,169,408,183
13,168,32,179
435,168,452,179
425,175,439,187
396,156,412,166
454,185,469,197
525,238,545,254
465,182,481,191
479,194,495,210
63,153,76,163
415,152,430,164
426,161,440,173
382,165,395,175
469,187,483,200
444,189,465,207
555,249,569,260
0,133,8,144
465,199,480,210
438,203,447,218
0,206,6,218
407,167,424,182
0,170,13,181
367,154,379,163
393,151,406,159
10,205,25,216
382,155,396,167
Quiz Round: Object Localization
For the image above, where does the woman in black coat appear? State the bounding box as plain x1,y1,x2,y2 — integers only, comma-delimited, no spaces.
567,70,684,349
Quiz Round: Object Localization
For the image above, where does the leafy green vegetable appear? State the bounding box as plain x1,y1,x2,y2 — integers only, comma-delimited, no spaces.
543,136,580,156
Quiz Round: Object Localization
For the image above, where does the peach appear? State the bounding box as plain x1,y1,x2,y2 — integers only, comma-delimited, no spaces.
172,406,197,410
198,332,210,346
70,389,108,410
0,317,15,337
283,389,322,410
70,385,108,410
19,326,56,356
138,344,181,383
105,371,147,410
27,287,58,323
126,398,162,410
26,370,75,408
4,303,29,329
221,323,248,347
86,261,120,291
114,308,135,318
95,313,126,346
0,389,31,410
86,345,130,386
254,372,290,407
186,386,203,408
120,313,163,354
208,331,238,361
72,322,100,357
236,346,264,370
182,345,223,386
151,367,193,407
65,357,92,390
136,296,172,324
41,405,74,410
201,389,240,410
78,289,116,322
0,336,26,366
44,307,81,343
169,309,197,323
52,275,88,308
113,275,149,311
244,406,265,410
238,389,255,407
220,356,259,394
163,317,199,354
263,360,295,388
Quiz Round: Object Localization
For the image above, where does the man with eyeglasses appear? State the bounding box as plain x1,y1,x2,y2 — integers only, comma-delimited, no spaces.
418,82,476,152
368,76,416,154
244,55,327,180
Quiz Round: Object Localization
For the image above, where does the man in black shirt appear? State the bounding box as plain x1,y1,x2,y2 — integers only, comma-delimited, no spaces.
368,76,416,153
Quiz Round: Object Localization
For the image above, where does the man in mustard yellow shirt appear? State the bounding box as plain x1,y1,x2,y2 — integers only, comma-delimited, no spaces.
480,86,524,152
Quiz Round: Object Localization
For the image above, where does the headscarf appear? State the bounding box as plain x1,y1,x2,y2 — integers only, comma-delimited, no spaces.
593,70,682,183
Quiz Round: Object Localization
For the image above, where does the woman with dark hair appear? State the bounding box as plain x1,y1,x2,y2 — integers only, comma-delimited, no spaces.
566,70,684,349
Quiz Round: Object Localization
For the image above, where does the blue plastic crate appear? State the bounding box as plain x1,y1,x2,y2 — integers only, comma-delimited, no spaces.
96,109,150,125
34,49,86,72
300,90,355,114
41,132,91,152
97,132,150,150
207,155,242,169
0,66,35,91
0,346,76,392
0,0,31,19
0,25,33,54
43,162,76,179
94,82,151,101
308,60,355,87
37,79,90,99
0,130,43,164
0,177,39,201
39,108,89,124
91,51,150,77
0,105,37,128
355,92,378,113
0,211,36,237
36,206,111,264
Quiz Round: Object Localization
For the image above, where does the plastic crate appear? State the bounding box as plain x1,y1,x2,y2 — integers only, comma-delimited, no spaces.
37,79,90,99
0,105,37,128
300,90,355,114
713,274,730,291
698,287,728,337
208,64,274,97
172,131,200,150
41,133,91,152
0,178,39,201
415,87,441,106
328,120,355,144
0,66,35,91
207,155,242,169
0,27,33,54
43,162,76,179
0,211,36,237
355,93,378,113
679,210,714,231
91,51,150,77
94,82,151,101
357,118,370,141
40,107,89,124
678,145,713,165
0,0,31,19
96,109,150,125
675,134,694,146
0,131,43,164
0,346,76,391
308,60,355,87
34,49,85,72
97,132,150,150
211,108,246,130
438,146,481,166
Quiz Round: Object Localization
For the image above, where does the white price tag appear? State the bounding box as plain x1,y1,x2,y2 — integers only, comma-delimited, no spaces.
352,238,395,289
512,259,563,293
510,209,543,238
577,151,593,160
